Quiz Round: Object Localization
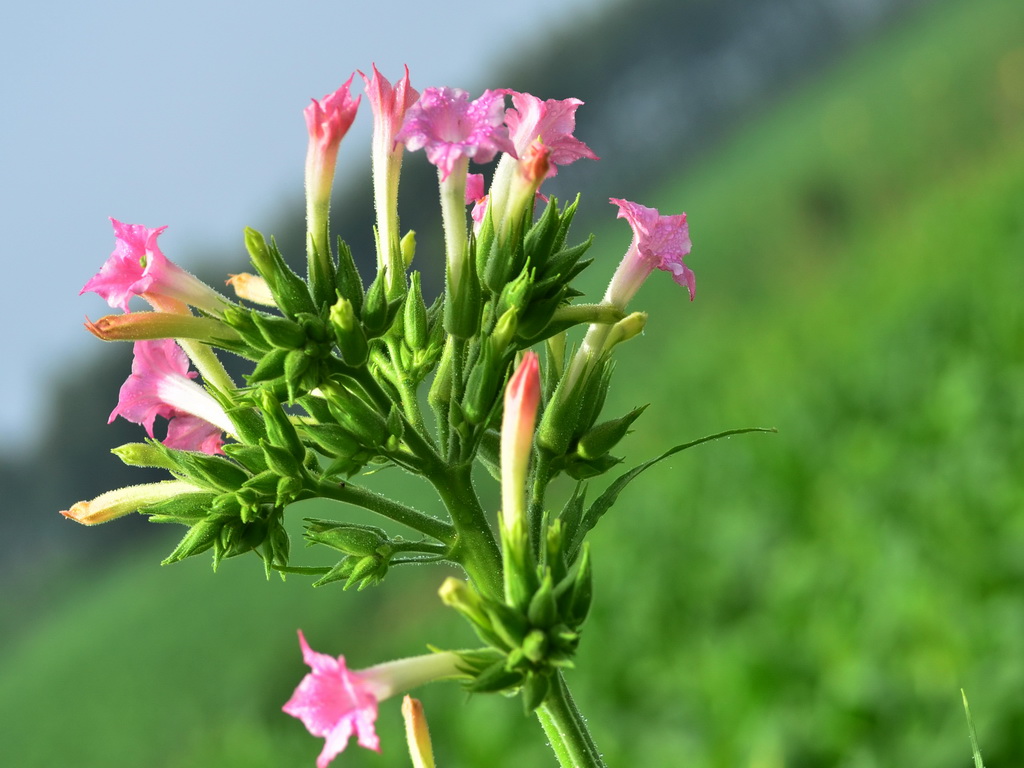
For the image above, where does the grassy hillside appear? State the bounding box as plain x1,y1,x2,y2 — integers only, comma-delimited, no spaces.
3,0,1023,765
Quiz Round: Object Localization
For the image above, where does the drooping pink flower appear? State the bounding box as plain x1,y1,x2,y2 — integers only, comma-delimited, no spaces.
284,631,382,765
605,198,694,309
304,76,361,196
396,87,515,180
283,631,464,768
109,339,234,454
504,92,597,178
82,219,227,315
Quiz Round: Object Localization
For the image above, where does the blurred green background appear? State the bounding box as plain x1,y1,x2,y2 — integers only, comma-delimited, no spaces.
3,0,1023,765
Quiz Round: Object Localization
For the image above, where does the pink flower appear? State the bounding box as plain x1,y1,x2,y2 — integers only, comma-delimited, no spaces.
605,198,694,309
396,87,515,180
82,219,227,315
465,172,488,224
360,64,418,154
304,76,361,196
284,631,382,766
504,92,597,178
109,339,234,454
360,65,418,289
284,631,464,768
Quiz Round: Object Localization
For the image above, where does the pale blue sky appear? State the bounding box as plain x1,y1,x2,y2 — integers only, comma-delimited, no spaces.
0,0,606,453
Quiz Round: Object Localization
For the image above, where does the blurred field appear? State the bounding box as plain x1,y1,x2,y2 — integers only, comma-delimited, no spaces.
3,0,1023,765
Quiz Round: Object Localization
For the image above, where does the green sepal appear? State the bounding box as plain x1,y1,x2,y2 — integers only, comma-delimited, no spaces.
485,602,528,650
111,442,180,471
403,271,429,352
462,341,503,426
257,390,305,459
251,312,306,350
444,237,482,339
362,267,390,337
223,404,268,445
220,307,273,354
244,228,316,318
305,231,337,309
247,347,289,385
162,516,224,564
221,444,268,474
556,483,587,560
298,422,362,458
566,544,593,627
322,381,389,448
142,492,217,524
261,441,305,480
329,297,369,367
573,359,613,439
577,404,648,460
466,659,524,694
475,428,501,481
335,237,364,315
521,671,552,713
155,445,250,493
563,452,622,481
527,571,559,629
521,629,549,664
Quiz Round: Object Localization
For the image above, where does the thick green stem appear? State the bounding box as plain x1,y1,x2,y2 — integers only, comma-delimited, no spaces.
430,464,503,601
314,479,454,545
536,672,607,768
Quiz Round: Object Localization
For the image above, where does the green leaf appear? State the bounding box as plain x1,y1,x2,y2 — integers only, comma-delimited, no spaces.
568,427,776,558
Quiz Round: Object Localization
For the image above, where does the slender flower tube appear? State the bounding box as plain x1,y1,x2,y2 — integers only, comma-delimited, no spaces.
501,351,541,533
360,65,418,294
60,480,206,525
398,87,514,297
109,339,236,454
304,76,361,266
82,219,229,316
283,630,463,768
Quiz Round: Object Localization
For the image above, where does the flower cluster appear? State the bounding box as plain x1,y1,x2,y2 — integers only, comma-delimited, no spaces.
68,63,702,768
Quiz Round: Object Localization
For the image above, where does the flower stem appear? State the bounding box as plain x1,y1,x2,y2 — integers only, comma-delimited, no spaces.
536,672,607,768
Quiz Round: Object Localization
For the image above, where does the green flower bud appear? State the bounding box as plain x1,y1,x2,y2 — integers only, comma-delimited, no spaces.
576,404,648,460
257,390,305,459
335,237,364,316
244,228,316,318
329,296,370,366
251,312,306,350
403,272,429,352
304,519,390,557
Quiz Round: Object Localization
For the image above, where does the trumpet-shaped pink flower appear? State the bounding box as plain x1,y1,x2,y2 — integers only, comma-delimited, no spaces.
284,631,464,768
396,87,515,180
109,339,233,454
82,219,227,314
305,76,361,205
504,92,597,178
605,198,694,308
360,64,418,153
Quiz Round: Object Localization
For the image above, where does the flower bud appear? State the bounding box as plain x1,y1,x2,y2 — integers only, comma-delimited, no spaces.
329,296,370,366
61,480,205,526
